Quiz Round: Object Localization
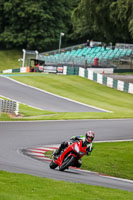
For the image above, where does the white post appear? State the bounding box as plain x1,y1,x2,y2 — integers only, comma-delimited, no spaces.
22,49,26,67
35,50,39,60
15,102,19,116
59,32,64,54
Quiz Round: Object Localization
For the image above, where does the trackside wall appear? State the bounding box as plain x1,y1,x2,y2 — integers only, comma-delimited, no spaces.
63,66,133,94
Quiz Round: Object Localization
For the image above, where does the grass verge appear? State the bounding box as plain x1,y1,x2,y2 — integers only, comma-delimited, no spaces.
0,50,22,71
0,99,56,121
45,141,133,181
0,170,133,200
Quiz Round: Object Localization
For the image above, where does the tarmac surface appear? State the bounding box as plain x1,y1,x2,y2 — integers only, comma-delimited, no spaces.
0,119,133,192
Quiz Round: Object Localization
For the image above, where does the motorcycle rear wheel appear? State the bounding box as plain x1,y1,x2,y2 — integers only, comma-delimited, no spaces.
59,156,76,171
49,161,58,169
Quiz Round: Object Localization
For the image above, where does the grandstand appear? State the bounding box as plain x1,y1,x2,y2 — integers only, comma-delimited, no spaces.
22,42,133,72
38,42,133,69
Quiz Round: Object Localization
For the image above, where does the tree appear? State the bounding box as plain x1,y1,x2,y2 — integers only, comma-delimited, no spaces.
0,0,77,50
110,0,133,43
71,0,133,44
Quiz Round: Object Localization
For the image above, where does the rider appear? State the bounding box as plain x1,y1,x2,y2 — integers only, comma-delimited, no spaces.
53,131,95,167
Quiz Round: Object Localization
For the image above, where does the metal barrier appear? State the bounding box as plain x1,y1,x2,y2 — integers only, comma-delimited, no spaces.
0,99,19,116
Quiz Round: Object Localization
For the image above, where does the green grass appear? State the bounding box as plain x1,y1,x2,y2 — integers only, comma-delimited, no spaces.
45,141,133,180
0,50,22,71
0,113,12,120
82,141,133,180
0,104,56,121
19,104,55,117
6,73,133,119
0,96,56,121
0,170,133,200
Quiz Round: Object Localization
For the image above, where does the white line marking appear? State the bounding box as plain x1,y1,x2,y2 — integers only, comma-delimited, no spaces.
1,118,133,123
29,150,45,154
71,168,133,184
100,174,133,184
1,75,112,113
28,153,44,156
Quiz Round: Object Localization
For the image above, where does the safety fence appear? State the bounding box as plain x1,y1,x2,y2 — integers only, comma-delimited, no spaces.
63,66,133,94
1,66,30,73
0,99,19,115
0,65,64,74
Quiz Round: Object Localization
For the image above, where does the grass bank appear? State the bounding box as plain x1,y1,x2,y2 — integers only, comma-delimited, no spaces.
0,170,133,200
45,141,133,181
0,96,56,121
0,50,22,71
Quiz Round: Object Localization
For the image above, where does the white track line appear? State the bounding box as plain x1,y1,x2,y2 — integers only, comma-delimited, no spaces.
1,118,133,123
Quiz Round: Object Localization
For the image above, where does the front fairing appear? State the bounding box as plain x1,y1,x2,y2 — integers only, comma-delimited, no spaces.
54,140,87,166
77,140,87,157
54,145,73,166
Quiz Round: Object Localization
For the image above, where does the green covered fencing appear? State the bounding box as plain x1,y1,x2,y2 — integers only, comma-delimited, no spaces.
63,66,133,94
66,66,79,75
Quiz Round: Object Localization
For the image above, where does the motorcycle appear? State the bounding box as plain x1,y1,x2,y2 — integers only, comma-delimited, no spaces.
49,140,89,171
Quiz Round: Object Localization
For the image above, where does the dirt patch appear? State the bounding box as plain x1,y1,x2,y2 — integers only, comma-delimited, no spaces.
7,113,24,118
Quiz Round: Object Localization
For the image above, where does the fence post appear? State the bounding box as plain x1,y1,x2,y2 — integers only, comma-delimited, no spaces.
15,102,19,116
35,50,39,60
22,49,26,67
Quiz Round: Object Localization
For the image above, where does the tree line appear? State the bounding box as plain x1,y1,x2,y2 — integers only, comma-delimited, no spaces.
0,0,132,51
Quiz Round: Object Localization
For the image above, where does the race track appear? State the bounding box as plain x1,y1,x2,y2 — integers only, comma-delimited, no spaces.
0,120,133,192
0,75,133,192
0,76,107,112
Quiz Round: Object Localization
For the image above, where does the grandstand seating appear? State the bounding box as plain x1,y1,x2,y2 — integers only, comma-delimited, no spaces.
41,45,133,66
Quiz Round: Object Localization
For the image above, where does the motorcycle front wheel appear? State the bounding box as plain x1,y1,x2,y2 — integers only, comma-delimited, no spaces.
59,155,76,171
49,160,58,169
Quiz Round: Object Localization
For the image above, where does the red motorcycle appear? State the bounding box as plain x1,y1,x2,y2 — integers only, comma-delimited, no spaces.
49,140,88,171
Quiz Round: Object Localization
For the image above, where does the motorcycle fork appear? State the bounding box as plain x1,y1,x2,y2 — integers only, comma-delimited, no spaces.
55,146,74,166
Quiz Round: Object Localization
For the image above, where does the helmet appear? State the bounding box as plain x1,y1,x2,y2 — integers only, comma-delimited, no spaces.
85,131,95,143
